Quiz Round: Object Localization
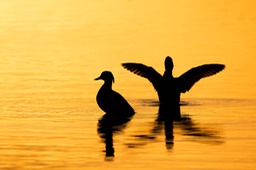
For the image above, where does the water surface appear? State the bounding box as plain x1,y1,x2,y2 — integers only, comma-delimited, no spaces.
0,1,256,169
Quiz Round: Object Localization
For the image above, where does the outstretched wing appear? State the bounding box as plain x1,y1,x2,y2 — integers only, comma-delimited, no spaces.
178,64,225,93
122,63,163,92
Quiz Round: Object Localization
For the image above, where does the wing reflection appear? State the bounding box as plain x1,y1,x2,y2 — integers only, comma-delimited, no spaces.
126,101,223,150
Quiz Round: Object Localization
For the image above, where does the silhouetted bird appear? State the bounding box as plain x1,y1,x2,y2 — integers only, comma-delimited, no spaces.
122,56,225,120
95,71,135,117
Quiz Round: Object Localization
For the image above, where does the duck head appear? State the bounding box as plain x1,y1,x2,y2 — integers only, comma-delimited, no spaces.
165,56,174,71
95,71,115,83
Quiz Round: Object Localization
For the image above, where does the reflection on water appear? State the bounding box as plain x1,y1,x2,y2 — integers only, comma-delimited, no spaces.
97,111,134,158
126,102,223,151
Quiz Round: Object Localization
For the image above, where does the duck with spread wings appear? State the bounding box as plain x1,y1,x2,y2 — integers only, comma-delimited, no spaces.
122,56,225,120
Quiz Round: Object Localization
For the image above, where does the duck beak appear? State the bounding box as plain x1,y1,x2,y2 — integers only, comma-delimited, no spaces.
94,75,101,81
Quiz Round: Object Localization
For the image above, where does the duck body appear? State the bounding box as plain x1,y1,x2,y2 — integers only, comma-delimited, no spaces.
95,71,134,117
122,56,225,120
96,83,134,116
158,74,181,120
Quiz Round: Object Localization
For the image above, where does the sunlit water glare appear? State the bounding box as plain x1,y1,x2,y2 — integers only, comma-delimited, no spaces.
0,1,256,169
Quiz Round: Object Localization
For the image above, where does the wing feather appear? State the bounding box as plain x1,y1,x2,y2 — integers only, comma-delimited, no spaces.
122,63,162,91
178,64,225,93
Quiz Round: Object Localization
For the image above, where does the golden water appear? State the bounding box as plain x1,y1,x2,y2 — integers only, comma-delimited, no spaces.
0,1,256,169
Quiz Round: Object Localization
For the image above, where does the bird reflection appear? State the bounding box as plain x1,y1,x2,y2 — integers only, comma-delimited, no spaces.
158,106,175,150
97,112,134,158
127,101,223,150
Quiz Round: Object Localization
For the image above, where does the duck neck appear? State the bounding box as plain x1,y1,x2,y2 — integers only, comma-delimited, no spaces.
103,80,113,89
163,70,173,78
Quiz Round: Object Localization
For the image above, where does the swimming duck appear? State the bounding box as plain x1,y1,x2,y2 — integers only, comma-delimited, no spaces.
122,56,225,120
95,71,135,117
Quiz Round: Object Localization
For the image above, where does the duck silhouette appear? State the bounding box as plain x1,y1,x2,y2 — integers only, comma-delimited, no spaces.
95,71,135,117
122,56,225,120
